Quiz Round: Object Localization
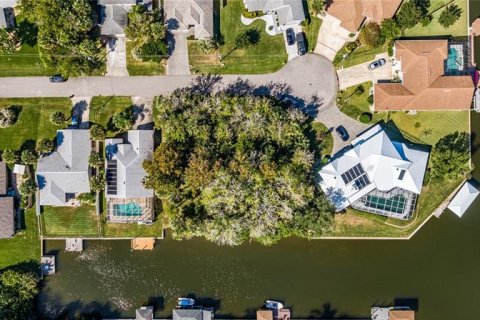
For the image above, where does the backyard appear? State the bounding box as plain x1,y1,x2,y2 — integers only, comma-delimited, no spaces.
0,98,72,150
41,205,101,237
188,0,287,74
126,42,166,76
0,209,39,270
89,96,132,136
404,0,468,37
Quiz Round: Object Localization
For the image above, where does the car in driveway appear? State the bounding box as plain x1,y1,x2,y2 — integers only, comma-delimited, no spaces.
296,32,306,56
49,75,66,83
368,58,386,70
335,126,349,141
286,28,295,46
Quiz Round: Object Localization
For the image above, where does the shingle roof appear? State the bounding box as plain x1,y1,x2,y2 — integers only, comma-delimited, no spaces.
257,310,273,320
448,181,480,217
472,18,480,35
326,0,403,32
0,161,7,195
136,306,154,320
173,309,203,320
105,130,154,199
389,310,415,320
98,0,136,4
244,0,305,25
0,197,14,238
36,130,91,206
374,40,475,111
101,4,130,35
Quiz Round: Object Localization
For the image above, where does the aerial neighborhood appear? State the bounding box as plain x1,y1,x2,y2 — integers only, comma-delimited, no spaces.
0,0,479,319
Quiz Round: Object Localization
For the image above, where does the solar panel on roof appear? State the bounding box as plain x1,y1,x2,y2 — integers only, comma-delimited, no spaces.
341,164,365,184
354,174,371,190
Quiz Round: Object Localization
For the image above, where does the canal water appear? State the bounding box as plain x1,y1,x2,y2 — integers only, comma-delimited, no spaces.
38,3,480,320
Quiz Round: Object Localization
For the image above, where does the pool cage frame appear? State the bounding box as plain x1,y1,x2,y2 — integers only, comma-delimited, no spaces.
352,187,417,220
445,40,474,76
106,197,155,223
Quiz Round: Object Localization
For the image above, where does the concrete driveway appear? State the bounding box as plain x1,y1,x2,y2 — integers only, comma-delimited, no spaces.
337,53,392,90
314,14,354,61
283,25,301,61
106,36,129,76
166,31,191,76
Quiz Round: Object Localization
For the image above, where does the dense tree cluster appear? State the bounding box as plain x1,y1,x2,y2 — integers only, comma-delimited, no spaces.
431,132,470,180
0,269,39,320
0,28,18,53
112,109,135,131
144,92,334,246
50,111,66,126
20,0,102,76
359,22,383,48
125,5,167,61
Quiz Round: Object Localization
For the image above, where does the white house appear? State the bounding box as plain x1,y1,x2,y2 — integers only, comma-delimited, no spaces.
319,124,429,220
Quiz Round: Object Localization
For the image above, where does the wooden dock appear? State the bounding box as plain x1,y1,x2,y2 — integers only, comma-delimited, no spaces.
65,238,83,252
131,237,155,250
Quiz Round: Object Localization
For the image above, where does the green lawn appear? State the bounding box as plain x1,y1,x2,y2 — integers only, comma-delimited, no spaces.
41,205,100,237
0,43,56,77
188,0,287,74
103,220,164,238
0,98,72,150
404,0,468,37
0,209,40,270
337,82,385,123
312,121,333,157
303,17,322,53
126,41,165,76
89,96,132,136
334,43,388,69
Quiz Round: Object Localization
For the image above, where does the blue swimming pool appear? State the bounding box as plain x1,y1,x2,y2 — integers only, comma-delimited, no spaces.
113,203,143,216
447,48,462,71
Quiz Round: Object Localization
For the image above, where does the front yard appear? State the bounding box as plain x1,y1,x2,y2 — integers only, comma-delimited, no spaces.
126,42,165,76
404,0,468,37
188,0,287,74
0,98,72,150
41,205,101,237
89,96,132,136
0,209,40,270
333,44,388,69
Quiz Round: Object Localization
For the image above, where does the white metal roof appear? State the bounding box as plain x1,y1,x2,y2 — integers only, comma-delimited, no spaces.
319,124,429,211
448,181,479,217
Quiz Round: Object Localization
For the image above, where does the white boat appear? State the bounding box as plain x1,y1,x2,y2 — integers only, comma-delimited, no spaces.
265,300,284,310
178,297,195,307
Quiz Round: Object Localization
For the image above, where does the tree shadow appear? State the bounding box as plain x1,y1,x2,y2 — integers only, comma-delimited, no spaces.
309,303,367,319
20,139,37,152
190,74,223,95
16,19,38,46
0,259,40,273
165,18,180,56
393,297,419,312
146,296,165,312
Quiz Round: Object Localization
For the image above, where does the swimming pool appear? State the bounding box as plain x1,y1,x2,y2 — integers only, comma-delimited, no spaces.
113,203,143,216
363,194,406,214
447,47,464,71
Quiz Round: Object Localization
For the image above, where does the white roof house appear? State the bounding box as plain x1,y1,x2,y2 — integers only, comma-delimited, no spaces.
319,124,429,219
243,0,305,29
105,130,154,199
448,181,479,217
98,0,153,36
36,130,91,206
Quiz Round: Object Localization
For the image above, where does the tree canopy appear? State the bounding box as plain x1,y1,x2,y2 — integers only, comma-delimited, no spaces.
144,91,334,246
396,0,423,29
19,0,102,76
359,22,383,48
431,132,470,180
438,4,462,28
0,269,39,320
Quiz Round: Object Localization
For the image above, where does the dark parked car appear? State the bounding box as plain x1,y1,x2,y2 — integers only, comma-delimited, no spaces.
368,58,386,70
286,28,295,46
296,32,306,56
335,126,349,141
49,75,65,83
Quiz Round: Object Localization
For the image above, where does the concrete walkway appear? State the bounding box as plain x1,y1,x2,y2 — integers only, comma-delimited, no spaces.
167,31,191,76
131,96,154,130
314,14,354,61
337,53,391,90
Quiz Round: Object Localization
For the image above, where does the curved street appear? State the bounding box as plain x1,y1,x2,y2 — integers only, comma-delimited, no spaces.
0,54,366,153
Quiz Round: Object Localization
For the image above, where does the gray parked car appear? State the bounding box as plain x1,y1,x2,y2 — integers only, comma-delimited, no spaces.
368,58,386,70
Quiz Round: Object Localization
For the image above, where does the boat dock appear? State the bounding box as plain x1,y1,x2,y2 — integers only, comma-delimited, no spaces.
131,237,155,250
65,238,84,252
40,255,56,276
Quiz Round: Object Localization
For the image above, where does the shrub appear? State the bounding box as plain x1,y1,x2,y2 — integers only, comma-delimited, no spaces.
90,124,106,141
355,85,365,95
2,149,18,164
358,112,372,123
89,152,103,168
367,94,374,105
112,109,135,131
77,192,95,205
0,106,18,128
242,9,263,19
19,178,36,197
346,41,358,52
387,41,394,57
414,122,421,129
36,138,54,154
21,149,37,165
359,22,383,48
89,174,105,192
349,32,356,38
50,111,66,126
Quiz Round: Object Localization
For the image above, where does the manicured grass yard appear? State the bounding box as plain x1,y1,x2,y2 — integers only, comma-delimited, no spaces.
303,17,322,53
337,81,385,123
312,121,333,157
0,43,56,77
0,209,39,270
90,96,132,136
0,98,72,150
188,0,287,74
404,0,468,37
103,220,164,238
41,205,100,237
126,41,165,76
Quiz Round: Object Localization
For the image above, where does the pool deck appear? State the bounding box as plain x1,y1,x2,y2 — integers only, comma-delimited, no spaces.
131,237,155,250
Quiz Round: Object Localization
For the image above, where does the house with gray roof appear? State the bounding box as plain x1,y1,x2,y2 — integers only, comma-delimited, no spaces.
173,308,213,320
0,161,14,238
164,0,214,39
243,0,305,32
36,130,91,206
0,0,18,29
105,130,154,223
98,0,136,36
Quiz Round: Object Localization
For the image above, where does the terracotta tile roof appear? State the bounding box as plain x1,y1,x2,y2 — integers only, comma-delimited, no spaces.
257,310,273,320
374,40,475,111
0,197,14,239
471,18,480,35
389,310,415,320
326,0,403,32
